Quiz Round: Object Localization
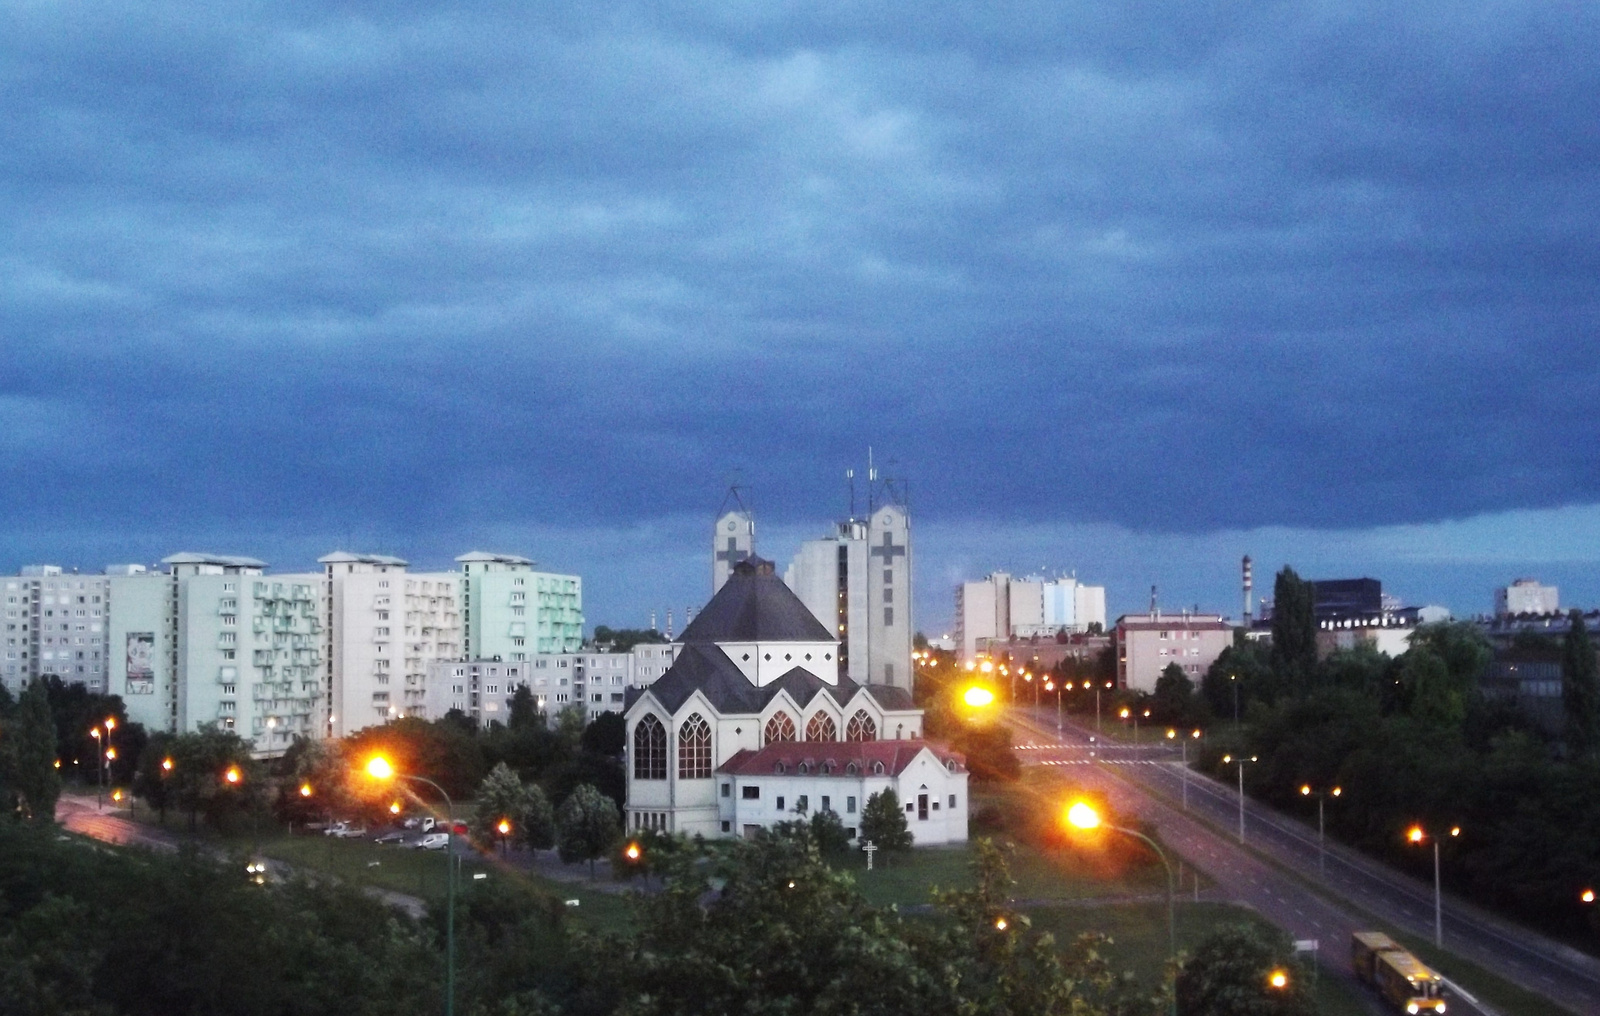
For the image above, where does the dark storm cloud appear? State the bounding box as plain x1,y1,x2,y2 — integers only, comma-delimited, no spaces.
4,0,1600,556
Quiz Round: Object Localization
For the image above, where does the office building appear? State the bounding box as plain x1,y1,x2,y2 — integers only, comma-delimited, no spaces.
1496,579,1560,617
955,572,1106,659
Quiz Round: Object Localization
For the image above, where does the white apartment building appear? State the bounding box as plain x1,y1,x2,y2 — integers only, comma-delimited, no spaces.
1,567,110,693
457,552,584,660
106,566,174,732
426,642,681,724
320,553,461,737
956,572,1107,659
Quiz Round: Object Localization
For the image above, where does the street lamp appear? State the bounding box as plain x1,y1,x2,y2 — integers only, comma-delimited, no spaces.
1407,823,1460,948
89,726,105,810
497,817,512,857
1096,681,1112,733
367,755,457,1016
1229,673,1239,725
1045,680,1061,734
1299,784,1342,875
1221,754,1258,843
1067,801,1177,1016
962,685,996,709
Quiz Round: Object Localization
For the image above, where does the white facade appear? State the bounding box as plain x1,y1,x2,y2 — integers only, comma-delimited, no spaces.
458,552,584,660
321,553,461,737
1,567,110,693
712,510,755,594
782,504,914,692
1496,579,1559,617
716,742,968,845
106,569,173,732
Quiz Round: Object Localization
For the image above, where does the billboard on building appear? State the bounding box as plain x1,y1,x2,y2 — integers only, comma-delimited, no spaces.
125,633,155,694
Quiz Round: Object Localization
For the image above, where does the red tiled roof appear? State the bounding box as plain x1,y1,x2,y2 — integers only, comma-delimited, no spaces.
716,739,965,778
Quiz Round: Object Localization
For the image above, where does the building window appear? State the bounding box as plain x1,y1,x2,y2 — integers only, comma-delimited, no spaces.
679,714,711,779
795,795,808,813
764,711,796,745
633,715,667,780
721,782,731,798
845,710,877,742
847,796,857,813
805,712,837,742
742,785,759,800
775,796,785,811
883,608,893,626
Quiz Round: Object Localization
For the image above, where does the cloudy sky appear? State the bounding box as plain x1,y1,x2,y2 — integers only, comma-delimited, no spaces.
4,1,1599,630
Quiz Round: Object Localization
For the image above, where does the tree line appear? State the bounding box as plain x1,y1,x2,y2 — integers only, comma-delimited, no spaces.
1207,566,1600,945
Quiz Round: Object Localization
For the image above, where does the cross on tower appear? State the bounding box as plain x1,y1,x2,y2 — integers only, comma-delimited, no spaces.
716,538,749,566
870,531,905,567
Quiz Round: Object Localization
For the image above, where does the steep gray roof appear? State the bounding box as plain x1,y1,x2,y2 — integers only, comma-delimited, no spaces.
678,558,833,644
624,649,916,716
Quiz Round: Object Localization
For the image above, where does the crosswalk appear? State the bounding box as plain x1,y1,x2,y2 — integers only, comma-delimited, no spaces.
1033,758,1165,766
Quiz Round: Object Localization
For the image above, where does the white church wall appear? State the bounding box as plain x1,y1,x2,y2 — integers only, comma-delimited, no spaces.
716,755,968,845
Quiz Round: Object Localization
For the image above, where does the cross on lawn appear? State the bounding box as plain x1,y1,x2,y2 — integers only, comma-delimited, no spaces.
870,531,905,567
716,538,749,567
862,840,878,870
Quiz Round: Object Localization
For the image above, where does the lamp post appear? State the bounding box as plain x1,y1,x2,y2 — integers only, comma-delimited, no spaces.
1045,680,1061,734
1229,674,1239,725
1067,801,1176,1016
1407,824,1460,948
1299,784,1342,875
368,755,457,1016
1221,754,1257,843
1096,681,1111,734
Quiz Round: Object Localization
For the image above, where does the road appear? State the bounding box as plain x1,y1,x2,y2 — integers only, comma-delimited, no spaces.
54,794,429,918
1008,706,1600,1016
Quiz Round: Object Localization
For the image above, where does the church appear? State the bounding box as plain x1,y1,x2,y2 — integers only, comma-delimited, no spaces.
623,556,969,844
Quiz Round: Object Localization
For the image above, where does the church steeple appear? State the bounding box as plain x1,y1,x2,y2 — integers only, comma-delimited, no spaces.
712,485,755,595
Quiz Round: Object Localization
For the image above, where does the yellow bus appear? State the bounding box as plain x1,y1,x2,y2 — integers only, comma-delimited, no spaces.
1351,932,1446,1013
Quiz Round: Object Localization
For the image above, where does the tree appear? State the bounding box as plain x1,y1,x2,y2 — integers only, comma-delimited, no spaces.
1270,567,1317,694
580,712,625,756
1175,923,1314,1015
507,685,543,731
589,627,668,652
472,762,555,851
859,788,913,851
1399,645,1467,729
1564,610,1599,755
1153,663,1205,724
810,807,852,855
6,681,61,821
164,729,264,832
555,783,620,876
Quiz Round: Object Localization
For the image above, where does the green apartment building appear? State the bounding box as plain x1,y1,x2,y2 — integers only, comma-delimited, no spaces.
457,552,584,659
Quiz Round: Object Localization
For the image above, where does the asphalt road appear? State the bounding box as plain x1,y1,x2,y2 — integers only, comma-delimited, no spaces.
1008,707,1600,1016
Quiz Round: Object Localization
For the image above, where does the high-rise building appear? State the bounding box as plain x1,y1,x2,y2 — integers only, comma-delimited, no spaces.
1496,579,1560,617
105,566,174,732
457,552,584,660
955,572,1106,659
320,553,460,737
1,566,110,693
783,503,913,691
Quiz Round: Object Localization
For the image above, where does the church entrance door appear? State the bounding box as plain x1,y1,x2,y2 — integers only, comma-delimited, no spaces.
917,794,929,821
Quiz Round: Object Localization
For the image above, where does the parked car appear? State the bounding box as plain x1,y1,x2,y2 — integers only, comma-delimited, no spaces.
323,822,367,839
414,833,449,850
374,830,408,845
402,817,441,833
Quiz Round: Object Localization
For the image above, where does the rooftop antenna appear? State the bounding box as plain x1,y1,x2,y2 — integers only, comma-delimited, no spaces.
649,610,657,633
847,468,856,521
867,446,876,513
666,608,674,641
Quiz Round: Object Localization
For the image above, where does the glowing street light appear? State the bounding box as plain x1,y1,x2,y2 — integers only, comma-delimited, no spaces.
299,783,313,798
223,766,242,785
161,758,174,773
1300,784,1343,875
1268,969,1289,990
1066,800,1176,1014
1407,824,1460,947
366,755,457,1016
1583,889,1595,904
962,686,996,708
1221,755,1258,843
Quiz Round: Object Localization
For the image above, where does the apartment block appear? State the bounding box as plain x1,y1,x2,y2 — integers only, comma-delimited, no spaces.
321,553,460,737
426,642,680,724
1,567,110,693
457,552,584,660
1114,611,1232,693
956,572,1107,659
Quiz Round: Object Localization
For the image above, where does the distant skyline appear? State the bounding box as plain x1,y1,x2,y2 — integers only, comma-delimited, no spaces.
5,3,1598,636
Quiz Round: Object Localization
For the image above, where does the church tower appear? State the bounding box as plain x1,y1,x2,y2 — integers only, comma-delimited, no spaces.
712,487,755,595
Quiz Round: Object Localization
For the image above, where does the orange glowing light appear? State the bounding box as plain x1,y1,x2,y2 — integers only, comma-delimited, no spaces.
1407,826,1425,844
1268,969,1289,989
162,758,174,772
1583,889,1596,904
365,756,394,780
224,766,241,784
299,783,313,798
625,842,641,861
1066,801,1101,830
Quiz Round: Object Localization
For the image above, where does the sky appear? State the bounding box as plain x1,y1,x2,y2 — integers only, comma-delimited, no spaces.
4,1,1599,632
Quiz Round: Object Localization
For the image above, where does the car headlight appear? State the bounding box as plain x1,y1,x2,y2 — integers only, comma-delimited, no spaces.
1408,1006,1419,1015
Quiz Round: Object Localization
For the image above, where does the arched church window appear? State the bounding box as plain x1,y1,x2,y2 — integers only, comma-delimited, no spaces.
806,713,837,742
633,715,666,780
678,713,712,779
765,712,796,745
845,710,877,742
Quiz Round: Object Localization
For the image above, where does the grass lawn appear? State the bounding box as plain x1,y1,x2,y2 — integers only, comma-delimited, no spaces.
1025,902,1371,1016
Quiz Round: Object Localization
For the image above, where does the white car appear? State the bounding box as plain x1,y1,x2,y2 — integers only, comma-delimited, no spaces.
323,822,368,839
415,833,449,850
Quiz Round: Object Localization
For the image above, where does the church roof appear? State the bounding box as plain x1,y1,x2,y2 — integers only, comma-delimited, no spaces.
679,557,834,644
716,740,966,778
625,649,917,716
